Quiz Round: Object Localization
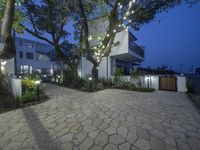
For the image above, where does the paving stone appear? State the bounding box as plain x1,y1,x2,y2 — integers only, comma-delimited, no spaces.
119,142,131,150
104,144,118,150
135,139,151,150
188,137,200,150
90,145,103,150
95,132,108,146
117,126,128,137
89,130,99,139
105,127,117,135
150,136,165,150
62,142,73,150
110,134,125,145
73,132,87,145
1,84,200,150
59,133,74,143
83,125,97,132
79,137,93,150
136,128,150,140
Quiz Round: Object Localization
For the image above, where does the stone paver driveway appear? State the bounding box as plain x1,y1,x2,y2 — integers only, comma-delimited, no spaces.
0,84,200,150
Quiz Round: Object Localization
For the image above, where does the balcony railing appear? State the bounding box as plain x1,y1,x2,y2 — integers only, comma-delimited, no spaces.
129,42,144,58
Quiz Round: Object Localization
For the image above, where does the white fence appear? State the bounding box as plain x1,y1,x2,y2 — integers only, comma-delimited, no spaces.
119,75,186,92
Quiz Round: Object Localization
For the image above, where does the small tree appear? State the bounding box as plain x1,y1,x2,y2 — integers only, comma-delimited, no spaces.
113,67,123,85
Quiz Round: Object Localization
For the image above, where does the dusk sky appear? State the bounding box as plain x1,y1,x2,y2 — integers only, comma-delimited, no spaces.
17,2,200,73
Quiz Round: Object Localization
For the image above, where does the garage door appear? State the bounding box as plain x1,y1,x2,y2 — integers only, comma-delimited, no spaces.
159,77,177,91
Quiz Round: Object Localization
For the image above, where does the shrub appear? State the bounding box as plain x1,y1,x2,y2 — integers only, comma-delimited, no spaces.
22,91,37,103
113,68,123,85
186,78,193,93
131,69,145,88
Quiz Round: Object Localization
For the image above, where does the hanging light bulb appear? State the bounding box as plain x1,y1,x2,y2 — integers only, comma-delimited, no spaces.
129,20,132,23
118,3,120,6
102,45,105,48
107,34,109,37
118,24,121,27
120,5,123,9
98,37,101,40
124,16,127,20
131,10,134,14
113,29,116,33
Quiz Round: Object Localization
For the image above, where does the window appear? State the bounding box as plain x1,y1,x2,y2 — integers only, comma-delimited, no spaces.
19,51,23,59
20,65,33,74
27,42,33,48
19,40,23,46
26,52,33,59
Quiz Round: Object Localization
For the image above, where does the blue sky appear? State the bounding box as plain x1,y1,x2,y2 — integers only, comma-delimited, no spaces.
17,2,200,73
133,2,200,73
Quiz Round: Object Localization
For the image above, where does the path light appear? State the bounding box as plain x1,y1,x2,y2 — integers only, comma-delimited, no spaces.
89,77,92,92
145,76,150,88
35,80,41,100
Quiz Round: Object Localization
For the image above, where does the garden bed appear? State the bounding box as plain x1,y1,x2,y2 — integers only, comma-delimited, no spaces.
0,95,49,114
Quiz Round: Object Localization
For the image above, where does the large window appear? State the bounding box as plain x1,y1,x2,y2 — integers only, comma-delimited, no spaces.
26,52,33,59
19,51,23,59
20,65,33,74
36,53,50,62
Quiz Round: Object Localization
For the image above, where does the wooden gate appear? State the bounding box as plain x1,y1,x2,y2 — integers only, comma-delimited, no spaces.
159,77,177,91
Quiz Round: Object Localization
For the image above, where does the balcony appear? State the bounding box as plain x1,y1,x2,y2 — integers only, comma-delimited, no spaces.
129,41,144,59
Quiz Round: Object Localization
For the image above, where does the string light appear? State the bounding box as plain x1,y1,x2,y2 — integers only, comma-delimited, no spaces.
129,20,131,23
107,34,109,37
102,45,105,48
118,24,121,27
120,5,123,9
113,29,116,33
98,37,101,40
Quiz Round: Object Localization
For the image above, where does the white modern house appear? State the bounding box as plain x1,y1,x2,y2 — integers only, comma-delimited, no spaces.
78,17,144,80
15,37,54,75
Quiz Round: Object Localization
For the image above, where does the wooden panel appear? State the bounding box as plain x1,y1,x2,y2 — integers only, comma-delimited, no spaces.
159,77,177,91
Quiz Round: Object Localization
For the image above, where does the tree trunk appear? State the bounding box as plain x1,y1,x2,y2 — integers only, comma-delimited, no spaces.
0,0,16,59
91,65,98,89
0,73,15,108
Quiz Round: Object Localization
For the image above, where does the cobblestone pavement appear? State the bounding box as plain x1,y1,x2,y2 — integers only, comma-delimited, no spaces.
0,84,200,150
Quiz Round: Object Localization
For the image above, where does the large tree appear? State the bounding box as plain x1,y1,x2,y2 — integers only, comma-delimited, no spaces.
0,0,16,108
20,0,81,83
76,0,199,86
0,0,16,59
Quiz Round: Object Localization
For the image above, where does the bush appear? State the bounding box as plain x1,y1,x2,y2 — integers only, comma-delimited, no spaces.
131,69,145,88
113,80,154,92
186,78,193,93
113,68,123,85
22,91,37,103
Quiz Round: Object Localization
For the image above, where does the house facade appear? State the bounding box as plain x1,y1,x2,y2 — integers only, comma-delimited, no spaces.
79,17,144,80
15,37,54,75
0,26,55,77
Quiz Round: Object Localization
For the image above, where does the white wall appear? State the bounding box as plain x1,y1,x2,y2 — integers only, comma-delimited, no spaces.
10,78,21,97
177,76,186,92
110,30,129,56
118,75,186,92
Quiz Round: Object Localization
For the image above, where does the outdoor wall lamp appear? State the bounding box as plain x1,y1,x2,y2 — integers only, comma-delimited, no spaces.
0,60,7,71
89,77,92,92
35,80,41,100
